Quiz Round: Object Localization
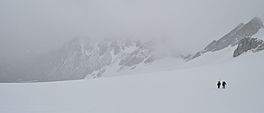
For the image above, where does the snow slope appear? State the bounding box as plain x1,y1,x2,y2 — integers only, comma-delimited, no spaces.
181,46,236,68
0,51,264,113
100,57,186,78
253,28,264,39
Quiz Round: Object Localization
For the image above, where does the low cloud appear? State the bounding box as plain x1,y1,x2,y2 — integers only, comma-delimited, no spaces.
0,0,264,60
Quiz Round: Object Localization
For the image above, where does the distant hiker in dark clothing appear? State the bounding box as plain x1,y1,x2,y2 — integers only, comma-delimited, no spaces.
222,81,227,89
217,81,221,89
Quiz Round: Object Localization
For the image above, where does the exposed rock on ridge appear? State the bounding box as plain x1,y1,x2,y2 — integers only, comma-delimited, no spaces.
233,38,264,57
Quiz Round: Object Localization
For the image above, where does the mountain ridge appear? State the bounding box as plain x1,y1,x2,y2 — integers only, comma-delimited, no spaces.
191,17,264,59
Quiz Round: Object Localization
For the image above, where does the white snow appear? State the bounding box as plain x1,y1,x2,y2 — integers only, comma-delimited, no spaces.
101,57,186,77
177,46,237,69
253,28,264,39
123,46,138,53
0,50,264,113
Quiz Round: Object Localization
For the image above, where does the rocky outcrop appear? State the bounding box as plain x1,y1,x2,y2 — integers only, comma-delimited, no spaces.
233,38,264,57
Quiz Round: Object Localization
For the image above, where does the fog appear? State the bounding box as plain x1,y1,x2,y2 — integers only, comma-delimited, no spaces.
0,0,264,60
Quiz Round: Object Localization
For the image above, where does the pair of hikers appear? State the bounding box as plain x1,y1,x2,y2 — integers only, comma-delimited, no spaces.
217,81,227,89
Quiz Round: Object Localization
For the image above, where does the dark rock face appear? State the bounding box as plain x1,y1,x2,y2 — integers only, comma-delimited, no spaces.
191,17,264,59
233,38,264,57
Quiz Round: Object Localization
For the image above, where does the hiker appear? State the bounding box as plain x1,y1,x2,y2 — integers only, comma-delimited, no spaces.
222,81,227,89
217,81,221,89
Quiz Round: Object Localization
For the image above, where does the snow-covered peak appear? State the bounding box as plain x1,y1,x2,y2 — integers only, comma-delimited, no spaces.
191,16,264,60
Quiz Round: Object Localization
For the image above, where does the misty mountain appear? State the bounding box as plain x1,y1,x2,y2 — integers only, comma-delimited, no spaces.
32,38,168,81
1,17,264,82
39,16,264,82
0,37,187,82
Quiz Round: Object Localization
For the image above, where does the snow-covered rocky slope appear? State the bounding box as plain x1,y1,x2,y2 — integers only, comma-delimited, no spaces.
43,38,155,80
0,46,263,113
191,17,264,59
177,17,264,69
39,38,186,81
0,38,186,82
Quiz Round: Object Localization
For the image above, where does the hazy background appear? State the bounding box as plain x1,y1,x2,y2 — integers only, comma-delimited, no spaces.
0,0,264,61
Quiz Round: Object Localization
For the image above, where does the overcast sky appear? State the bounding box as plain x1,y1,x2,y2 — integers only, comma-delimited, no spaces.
0,0,264,60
